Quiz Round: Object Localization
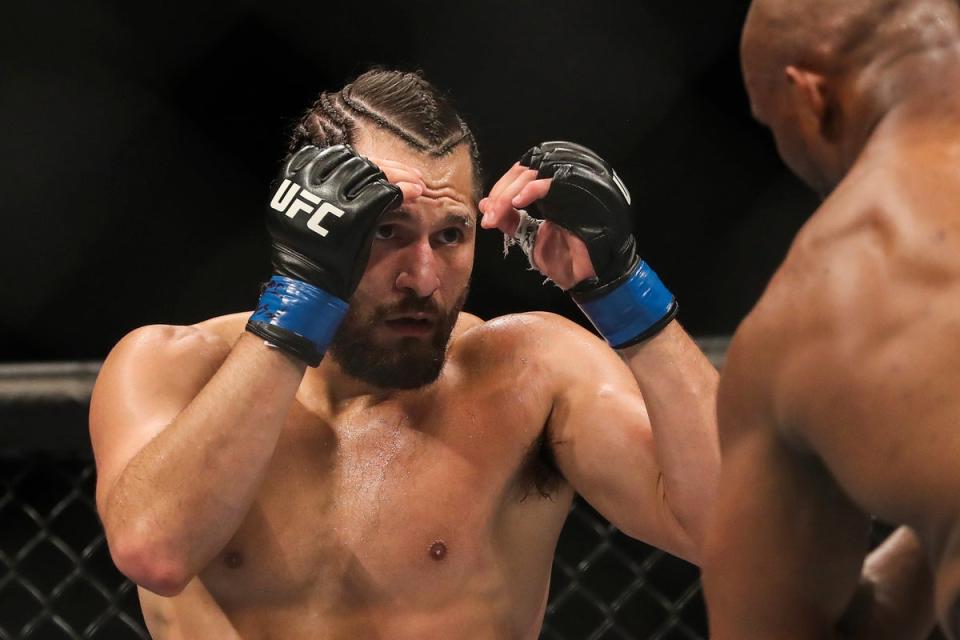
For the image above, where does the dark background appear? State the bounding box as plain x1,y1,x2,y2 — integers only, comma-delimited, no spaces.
2,0,819,362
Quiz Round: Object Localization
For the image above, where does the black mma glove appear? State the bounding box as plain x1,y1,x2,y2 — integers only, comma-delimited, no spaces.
519,141,677,348
246,145,402,365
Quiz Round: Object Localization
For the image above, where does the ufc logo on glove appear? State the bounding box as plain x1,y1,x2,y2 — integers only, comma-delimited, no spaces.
270,179,344,237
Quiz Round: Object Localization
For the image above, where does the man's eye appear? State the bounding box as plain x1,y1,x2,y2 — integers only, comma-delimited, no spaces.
375,224,395,240
438,228,463,244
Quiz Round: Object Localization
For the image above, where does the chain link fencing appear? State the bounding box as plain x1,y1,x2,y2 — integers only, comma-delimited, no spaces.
0,457,146,640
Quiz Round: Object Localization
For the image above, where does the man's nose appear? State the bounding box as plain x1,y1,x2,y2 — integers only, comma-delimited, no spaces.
394,239,441,298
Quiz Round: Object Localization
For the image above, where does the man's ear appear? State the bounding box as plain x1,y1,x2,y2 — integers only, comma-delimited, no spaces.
785,65,839,140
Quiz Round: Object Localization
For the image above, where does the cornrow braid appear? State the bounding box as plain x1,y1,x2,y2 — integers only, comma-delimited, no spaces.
339,83,432,153
288,68,483,199
288,91,355,153
435,116,473,156
320,92,354,140
405,73,444,144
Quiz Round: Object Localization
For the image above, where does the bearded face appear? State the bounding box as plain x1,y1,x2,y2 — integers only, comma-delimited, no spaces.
328,287,468,389
328,132,478,388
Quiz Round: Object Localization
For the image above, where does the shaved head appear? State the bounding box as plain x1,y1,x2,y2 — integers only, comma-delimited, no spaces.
741,0,960,194
743,0,960,81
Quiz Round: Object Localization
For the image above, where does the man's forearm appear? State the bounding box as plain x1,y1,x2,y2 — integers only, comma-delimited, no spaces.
103,333,305,591
620,321,720,550
837,527,937,640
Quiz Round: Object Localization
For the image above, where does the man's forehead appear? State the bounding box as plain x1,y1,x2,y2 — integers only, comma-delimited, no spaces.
354,127,475,187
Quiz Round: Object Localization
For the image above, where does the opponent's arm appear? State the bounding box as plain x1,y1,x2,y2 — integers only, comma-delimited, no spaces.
701,323,875,638
702,312,936,639
91,147,419,595
482,142,719,561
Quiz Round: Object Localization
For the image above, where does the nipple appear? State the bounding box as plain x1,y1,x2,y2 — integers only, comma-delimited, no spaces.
429,540,447,561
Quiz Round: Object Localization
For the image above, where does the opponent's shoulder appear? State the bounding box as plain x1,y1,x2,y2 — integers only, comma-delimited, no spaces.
745,184,884,350
724,216,876,445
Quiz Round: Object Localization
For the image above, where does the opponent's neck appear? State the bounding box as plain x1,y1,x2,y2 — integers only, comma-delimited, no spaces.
863,85,960,167
840,55,960,178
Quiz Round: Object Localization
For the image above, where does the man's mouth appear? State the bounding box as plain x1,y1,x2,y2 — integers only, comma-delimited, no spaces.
383,314,436,336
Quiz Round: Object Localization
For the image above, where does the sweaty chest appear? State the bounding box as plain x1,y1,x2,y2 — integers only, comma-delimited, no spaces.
203,391,548,611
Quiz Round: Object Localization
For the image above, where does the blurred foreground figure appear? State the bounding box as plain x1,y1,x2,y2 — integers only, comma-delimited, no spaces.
703,1,960,638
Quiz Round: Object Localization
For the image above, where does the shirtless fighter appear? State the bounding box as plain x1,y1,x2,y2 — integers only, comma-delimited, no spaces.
702,0,960,638
89,70,719,638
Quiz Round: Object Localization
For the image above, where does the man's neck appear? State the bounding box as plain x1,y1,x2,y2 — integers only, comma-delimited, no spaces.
300,359,401,414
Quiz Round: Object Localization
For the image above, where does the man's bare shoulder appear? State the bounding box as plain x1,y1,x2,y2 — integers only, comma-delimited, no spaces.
451,311,633,388
455,311,605,357
100,313,247,382
193,311,251,344
92,315,244,441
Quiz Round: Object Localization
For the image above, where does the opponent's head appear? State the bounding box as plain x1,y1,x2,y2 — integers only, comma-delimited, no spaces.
741,0,960,195
291,69,480,389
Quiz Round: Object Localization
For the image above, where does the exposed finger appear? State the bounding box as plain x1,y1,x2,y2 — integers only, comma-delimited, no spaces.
479,206,520,237
396,180,424,203
366,155,425,178
485,169,538,225
532,222,596,289
565,228,596,282
381,166,427,190
364,156,428,197
487,162,530,201
512,178,552,210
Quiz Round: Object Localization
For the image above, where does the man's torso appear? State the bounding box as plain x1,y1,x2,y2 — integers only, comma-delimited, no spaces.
140,312,576,640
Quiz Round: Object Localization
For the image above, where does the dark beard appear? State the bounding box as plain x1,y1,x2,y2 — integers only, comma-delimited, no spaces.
328,289,467,390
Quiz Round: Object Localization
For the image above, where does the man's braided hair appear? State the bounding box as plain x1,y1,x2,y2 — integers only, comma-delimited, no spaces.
290,69,482,200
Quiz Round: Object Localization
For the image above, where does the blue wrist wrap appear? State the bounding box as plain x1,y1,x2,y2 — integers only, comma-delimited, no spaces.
575,260,677,349
248,276,348,361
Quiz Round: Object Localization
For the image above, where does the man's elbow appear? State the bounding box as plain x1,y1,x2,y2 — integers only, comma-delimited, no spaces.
670,511,708,564
650,471,716,564
106,527,194,597
664,528,701,565
617,510,701,565
656,495,709,564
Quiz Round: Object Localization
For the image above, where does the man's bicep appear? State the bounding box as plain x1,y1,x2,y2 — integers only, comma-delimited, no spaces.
89,324,230,511
545,332,688,556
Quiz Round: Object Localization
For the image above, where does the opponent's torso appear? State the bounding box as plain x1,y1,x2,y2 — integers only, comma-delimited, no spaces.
730,140,960,629
139,314,574,640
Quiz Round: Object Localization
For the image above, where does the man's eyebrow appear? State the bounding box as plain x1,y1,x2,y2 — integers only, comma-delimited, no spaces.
382,208,475,228
442,212,475,229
